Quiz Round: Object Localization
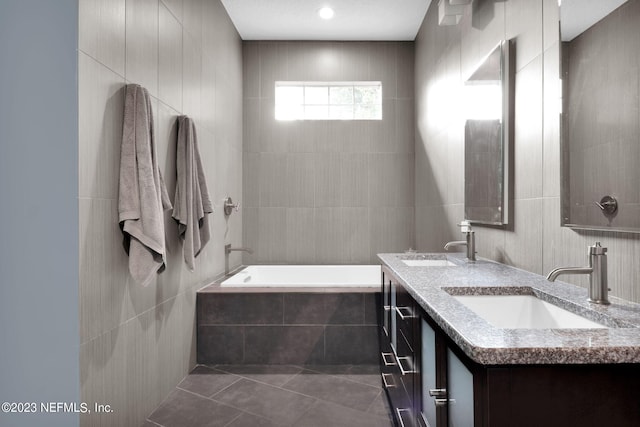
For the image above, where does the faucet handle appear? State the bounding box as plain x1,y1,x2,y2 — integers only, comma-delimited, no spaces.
589,242,607,255
458,220,472,233
223,197,240,216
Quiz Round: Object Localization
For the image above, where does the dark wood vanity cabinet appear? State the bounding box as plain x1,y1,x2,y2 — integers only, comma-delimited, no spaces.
381,267,418,427
381,266,476,427
380,266,640,427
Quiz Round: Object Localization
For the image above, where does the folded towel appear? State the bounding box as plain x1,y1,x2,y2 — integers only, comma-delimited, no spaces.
118,84,172,286
172,116,213,270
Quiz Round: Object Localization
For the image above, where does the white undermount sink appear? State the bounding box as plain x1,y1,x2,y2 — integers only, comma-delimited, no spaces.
402,259,457,267
453,294,607,329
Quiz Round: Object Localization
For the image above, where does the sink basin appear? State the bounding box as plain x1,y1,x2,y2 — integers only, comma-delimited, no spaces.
402,259,457,267
453,295,607,329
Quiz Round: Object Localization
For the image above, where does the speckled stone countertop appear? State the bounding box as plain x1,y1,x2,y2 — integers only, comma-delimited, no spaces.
378,253,640,365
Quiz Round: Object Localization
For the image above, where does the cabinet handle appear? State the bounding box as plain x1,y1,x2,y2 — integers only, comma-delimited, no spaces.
395,306,415,319
428,388,447,398
397,355,416,375
381,373,396,388
381,352,396,366
434,398,448,407
396,408,412,427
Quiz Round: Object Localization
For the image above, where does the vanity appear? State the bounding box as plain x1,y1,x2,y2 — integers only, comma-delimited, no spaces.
378,253,640,427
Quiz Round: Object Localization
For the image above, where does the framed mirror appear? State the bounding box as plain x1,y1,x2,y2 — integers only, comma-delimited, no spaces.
560,0,640,232
464,40,512,226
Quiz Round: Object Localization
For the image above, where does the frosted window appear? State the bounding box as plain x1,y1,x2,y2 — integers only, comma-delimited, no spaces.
275,81,382,120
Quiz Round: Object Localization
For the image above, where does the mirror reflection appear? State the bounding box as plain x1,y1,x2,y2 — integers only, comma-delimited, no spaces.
464,41,510,225
561,0,640,231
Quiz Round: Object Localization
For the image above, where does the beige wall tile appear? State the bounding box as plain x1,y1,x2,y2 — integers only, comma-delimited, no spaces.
513,55,544,199
79,2,243,426
79,0,126,75
78,52,125,199
506,0,543,72
159,3,183,111
125,0,159,95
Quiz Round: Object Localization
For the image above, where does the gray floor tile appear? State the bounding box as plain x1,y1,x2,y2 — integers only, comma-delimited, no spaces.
177,365,241,397
148,389,242,427
366,390,394,421
292,400,394,427
213,364,303,387
225,412,287,427
211,378,317,425
304,364,383,388
145,365,393,427
281,369,381,412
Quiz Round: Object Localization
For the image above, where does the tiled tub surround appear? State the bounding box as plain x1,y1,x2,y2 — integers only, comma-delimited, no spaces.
379,253,640,365
197,283,380,365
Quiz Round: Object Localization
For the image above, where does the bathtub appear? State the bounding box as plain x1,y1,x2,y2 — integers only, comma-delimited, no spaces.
198,264,382,365
220,265,381,287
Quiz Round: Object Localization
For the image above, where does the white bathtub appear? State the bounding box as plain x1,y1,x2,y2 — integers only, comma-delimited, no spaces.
221,265,381,287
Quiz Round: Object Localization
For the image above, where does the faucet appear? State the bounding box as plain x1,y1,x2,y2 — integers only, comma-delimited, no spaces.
546,242,610,305
224,244,253,275
444,220,476,262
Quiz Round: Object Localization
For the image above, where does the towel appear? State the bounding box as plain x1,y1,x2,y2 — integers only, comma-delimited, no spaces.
172,115,213,270
118,84,172,286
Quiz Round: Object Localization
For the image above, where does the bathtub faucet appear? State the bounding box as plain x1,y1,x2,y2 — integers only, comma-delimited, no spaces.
225,244,253,275
444,221,476,262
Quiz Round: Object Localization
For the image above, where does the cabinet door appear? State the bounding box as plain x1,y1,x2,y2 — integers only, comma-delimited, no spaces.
382,270,391,337
420,319,437,427
447,348,474,427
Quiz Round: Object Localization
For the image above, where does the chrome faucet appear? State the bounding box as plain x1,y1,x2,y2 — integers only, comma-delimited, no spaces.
546,242,610,305
444,221,476,262
224,244,253,275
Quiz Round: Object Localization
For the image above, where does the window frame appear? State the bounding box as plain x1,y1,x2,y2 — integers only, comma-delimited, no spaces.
274,81,383,121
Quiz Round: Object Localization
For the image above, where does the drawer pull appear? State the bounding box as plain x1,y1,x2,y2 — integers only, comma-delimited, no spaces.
396,306,415,319
429,388,447,398
381,373,396,388
396,408,412,427
397,355,416,375
381,352,396,366
434,398,448,407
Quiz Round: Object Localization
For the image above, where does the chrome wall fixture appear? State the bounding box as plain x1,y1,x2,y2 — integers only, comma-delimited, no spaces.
223,196,239,216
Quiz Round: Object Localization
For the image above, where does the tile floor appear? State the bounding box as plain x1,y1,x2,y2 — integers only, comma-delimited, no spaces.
144,364,394,427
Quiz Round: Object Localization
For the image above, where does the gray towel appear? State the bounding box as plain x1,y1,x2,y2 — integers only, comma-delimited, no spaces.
172,116,212,271
118,84,172,286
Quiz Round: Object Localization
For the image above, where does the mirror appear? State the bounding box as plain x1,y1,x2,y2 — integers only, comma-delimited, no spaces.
560,0,640,232
464,41,512,226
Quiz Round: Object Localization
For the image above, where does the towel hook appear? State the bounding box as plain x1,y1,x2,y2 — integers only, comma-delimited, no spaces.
224,196,239,216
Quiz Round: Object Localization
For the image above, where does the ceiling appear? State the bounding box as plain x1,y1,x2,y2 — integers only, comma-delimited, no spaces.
220,0,432,41
560,0,628,41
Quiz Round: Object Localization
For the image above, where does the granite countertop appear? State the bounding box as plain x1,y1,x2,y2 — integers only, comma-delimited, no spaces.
378,253,640,365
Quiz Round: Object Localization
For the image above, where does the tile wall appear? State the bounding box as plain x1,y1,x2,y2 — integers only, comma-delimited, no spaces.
415,0,640,303
242,41,415,265
197,291,379,365
78,0,242,425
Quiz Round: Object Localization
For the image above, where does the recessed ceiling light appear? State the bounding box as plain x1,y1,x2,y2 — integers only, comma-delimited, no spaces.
318,6,334,20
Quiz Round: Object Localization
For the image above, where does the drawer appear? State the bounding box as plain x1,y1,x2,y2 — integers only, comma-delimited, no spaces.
396,309,415,353
392,388,416,427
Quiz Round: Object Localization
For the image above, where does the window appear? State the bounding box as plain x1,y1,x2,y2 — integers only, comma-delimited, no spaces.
275,81,382,121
